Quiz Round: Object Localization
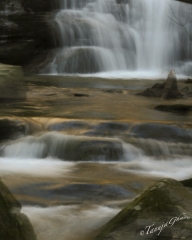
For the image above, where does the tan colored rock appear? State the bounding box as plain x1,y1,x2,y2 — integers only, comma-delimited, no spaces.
0,63,27,100
161,70,182,99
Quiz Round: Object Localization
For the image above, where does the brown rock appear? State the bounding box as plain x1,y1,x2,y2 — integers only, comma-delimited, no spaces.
161,70,183,99
137,71,183,99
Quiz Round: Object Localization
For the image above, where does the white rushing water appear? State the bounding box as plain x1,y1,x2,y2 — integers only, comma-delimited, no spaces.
47,0,192,77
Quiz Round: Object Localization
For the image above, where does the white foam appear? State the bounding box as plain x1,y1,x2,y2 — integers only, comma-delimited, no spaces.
22,205,120,240
116,157,192,180
0,158,74,177
41,70,187,79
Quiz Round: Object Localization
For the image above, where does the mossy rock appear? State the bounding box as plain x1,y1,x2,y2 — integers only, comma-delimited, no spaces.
95,178,192,240
0,179,37,240
0,63,27,100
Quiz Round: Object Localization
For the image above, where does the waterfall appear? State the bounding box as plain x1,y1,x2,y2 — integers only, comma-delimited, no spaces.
48,0,192,76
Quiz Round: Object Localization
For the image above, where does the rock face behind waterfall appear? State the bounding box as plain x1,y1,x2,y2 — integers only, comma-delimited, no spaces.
0,178,37,240
0,0,60,68
95,179,192,240
137,71,183,99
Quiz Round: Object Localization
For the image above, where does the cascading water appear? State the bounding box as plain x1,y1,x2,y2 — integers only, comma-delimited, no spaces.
48,0,192,76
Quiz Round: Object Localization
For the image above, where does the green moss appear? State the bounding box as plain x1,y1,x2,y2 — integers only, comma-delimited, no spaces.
95,179,192,240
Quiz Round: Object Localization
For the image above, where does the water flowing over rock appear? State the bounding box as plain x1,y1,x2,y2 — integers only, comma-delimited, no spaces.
1,0,192,74
0,178,37,240
95,179,192,240
1,132,124,161
46,0,192,75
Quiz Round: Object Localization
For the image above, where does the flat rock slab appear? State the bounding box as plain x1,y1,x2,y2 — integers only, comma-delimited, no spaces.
0,63,27,100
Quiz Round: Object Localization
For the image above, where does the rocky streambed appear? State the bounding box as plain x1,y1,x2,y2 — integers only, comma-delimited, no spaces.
1,67,192,240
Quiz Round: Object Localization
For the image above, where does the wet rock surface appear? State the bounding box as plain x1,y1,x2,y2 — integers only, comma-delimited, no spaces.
11,182,134,205
155,104,192,113
95,179,192,240
0,117,42,142
137,71,183,99
130,123,192,143
0,178,37,240
0,63,27,100
1,132,124,161
0,0,60,67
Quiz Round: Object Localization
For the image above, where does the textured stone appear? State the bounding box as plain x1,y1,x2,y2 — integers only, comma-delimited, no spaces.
0,63,27,100
0,178,37,240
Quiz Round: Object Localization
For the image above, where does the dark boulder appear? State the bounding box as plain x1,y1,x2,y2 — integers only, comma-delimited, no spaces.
185,79,192,84
0,178,37,240
181,178,192,188
0,118,26,142
95,179,192,240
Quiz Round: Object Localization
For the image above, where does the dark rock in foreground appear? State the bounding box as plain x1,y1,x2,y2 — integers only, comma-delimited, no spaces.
137,71,183,99
181,178,192,188
185,79,192,84
95,178,192,240
0,178,37,240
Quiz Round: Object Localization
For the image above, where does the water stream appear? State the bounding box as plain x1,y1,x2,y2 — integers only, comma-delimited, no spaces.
1,120,192,239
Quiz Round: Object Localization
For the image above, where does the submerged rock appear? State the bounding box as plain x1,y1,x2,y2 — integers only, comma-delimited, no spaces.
137,71,183,99
0,178,37,240
13,182,134,205
130,123,192,143
95,178,192,240
155,104,192,113
0,63,27,100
